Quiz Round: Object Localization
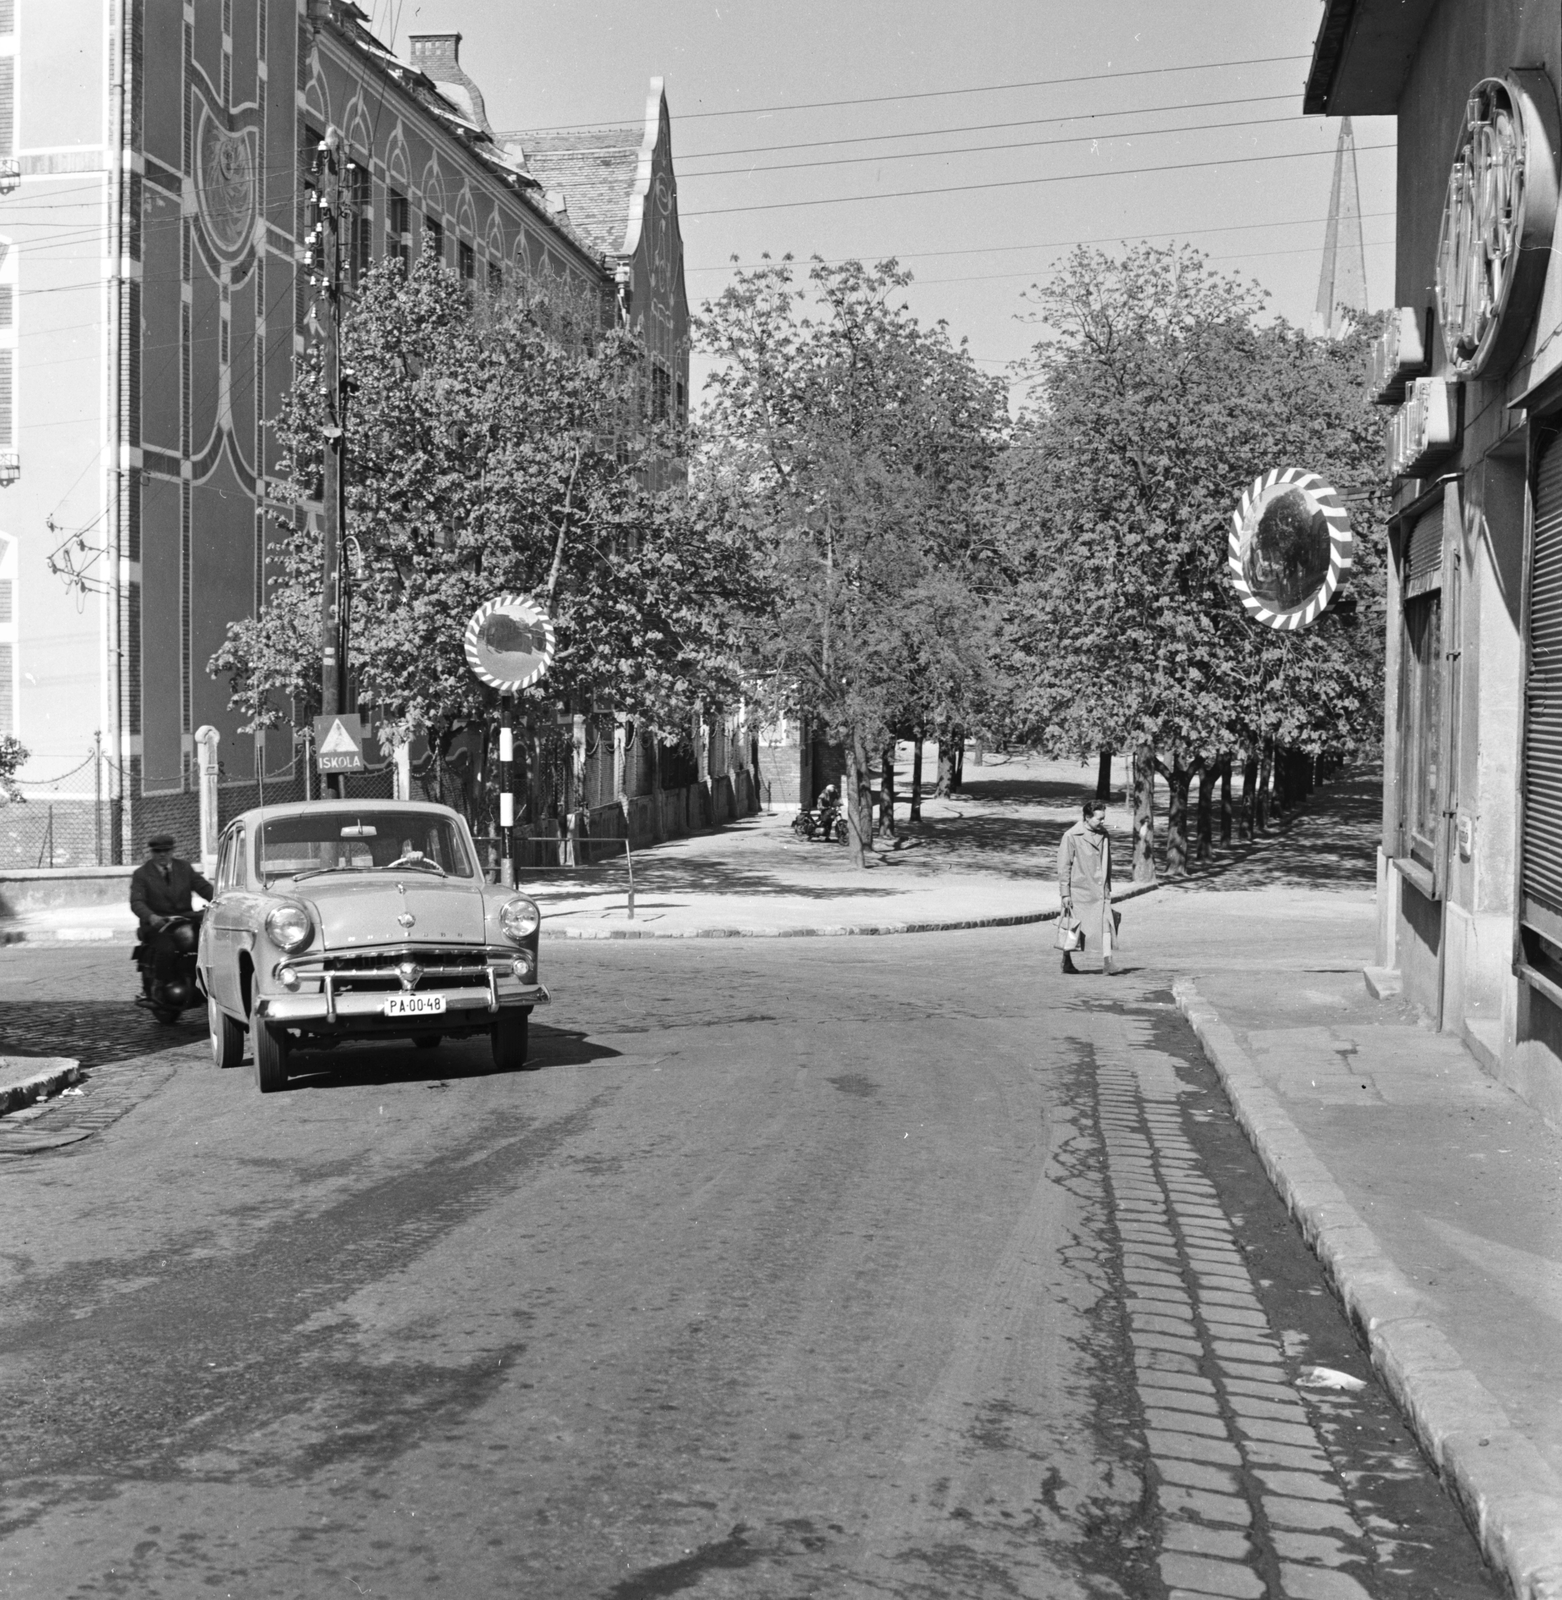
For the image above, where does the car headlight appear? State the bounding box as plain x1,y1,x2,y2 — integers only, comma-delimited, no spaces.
498,895,541,943
265,903,313,954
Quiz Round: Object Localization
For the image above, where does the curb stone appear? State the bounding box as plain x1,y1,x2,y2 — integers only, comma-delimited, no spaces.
0,1058,84,1116
541,876,1162,940
1173,977,1562,1600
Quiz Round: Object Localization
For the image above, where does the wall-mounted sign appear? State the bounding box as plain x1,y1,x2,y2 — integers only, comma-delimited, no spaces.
1387,377,1461,481
1436,71,1560,380
1229,468,1354,632
463,595,556,693
1370,307,1428,405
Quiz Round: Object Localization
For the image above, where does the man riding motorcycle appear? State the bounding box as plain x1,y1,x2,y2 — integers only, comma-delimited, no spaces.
130,833,213,1008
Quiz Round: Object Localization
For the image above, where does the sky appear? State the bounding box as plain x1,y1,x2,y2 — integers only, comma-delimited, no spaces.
368,0,1396,403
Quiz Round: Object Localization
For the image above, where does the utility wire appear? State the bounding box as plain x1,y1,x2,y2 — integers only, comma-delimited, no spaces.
511,52,1313,131
684,140,1395,217
676,91,1303,163
682,210,1398,274
684,111,1318,181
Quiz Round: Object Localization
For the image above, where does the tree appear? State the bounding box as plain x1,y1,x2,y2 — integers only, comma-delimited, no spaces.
1000,244,1387,877
698,257,1009,864
0,734,26,803
212,256,760,832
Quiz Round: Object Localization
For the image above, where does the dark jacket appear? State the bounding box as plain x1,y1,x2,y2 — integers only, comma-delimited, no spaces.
129,858,214,933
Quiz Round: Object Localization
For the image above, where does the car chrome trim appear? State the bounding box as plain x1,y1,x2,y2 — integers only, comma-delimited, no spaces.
256,982,548,1023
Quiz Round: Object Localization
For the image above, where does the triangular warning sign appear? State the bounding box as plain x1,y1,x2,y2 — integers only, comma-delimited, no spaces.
319,718,358,755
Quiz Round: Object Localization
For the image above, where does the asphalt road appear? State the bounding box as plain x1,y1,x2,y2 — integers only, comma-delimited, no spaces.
0,923,1504,1599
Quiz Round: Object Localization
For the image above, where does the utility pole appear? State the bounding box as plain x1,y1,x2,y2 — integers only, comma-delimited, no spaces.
311,126,348,794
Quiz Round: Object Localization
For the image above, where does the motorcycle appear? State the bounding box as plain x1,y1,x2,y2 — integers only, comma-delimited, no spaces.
137,913,205,1025
790,804,849,844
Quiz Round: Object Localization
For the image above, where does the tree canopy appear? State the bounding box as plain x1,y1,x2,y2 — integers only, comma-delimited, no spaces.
212,256,760,824
698,256,1009,861
996,243,1387,873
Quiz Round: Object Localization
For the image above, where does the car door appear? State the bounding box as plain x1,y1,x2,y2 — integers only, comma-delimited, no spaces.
203,825,242,1011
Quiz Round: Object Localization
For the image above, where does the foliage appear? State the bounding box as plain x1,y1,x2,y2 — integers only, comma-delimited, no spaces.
212,256,761,826
998,243,1388,872
0,733,26,802
697,256,1009,861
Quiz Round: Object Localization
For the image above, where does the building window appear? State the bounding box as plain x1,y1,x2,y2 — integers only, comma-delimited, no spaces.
458,241,475,283
387,191,410,273
487,259,503,296
423,215,444,266
347,161,371,288
650,362,671,424
0,532,14,737
0,54,12,161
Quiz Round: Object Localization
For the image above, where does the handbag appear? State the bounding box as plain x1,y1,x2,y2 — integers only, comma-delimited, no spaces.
1055,915,1085,952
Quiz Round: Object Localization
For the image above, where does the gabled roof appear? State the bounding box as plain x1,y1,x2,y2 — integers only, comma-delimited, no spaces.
502,128,644,257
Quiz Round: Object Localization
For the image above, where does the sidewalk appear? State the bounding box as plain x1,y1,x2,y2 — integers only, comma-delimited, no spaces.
1118,782,1562,1600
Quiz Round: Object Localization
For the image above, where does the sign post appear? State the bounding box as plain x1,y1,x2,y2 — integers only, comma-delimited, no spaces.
464,596,555,882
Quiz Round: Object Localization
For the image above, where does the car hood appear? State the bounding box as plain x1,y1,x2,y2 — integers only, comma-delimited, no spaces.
299,874,488,951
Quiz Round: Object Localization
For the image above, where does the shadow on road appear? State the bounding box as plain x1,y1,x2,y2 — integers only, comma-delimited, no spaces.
0,1000,200,1066
282,1022,619,1090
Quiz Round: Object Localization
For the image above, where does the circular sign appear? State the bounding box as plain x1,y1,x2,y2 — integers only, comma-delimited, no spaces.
1435,72,1560,379
463,595,556,692
1229,469,1353,632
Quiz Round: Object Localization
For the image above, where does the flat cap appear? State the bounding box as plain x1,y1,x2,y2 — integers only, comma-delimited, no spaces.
147,832,176,849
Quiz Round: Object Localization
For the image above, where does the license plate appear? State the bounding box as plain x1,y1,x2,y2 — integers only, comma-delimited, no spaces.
382,993,446,1017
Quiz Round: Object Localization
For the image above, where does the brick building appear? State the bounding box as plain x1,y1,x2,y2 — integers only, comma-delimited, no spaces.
0,1,733,869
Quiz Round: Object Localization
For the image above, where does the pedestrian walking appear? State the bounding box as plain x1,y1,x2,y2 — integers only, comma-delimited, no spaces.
1056,799,1117,975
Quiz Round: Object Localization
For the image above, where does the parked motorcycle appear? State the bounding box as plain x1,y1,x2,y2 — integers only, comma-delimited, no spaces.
137,914,204,1025
790,805,849,844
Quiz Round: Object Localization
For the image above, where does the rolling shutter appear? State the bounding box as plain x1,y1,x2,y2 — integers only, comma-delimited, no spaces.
1405,505,1443,596
1523,433,1562,918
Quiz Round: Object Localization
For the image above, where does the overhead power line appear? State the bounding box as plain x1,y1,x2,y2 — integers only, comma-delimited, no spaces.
682,210,1398,274
683,141,1395,218
513,53,1313,132
684,111,1311,181
678,91,1302,162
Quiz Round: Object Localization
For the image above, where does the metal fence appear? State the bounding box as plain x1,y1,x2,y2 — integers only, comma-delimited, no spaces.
0,743,121,868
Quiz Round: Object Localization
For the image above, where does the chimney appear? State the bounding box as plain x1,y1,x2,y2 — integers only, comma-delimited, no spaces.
407,32,493,134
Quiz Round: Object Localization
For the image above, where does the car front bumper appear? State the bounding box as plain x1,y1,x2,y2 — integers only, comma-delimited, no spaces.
255,980,550,1025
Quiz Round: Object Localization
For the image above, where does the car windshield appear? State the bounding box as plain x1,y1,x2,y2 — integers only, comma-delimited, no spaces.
257,811,476,884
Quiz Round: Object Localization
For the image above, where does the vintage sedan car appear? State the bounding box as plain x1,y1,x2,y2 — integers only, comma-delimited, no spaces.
198,799,549,1093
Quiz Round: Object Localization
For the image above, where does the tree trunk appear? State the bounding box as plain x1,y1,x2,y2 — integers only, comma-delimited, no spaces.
973,737,985,767
910,737,923,822
935,735,956,798
1219,758,1233,846
1196,764,1215,863
879,739,897,838
1256,743,1274,833
1131,749,1157,883
1096,749,1113,804
1239,755,1258,841
846,730,874,868
952,727,965,791
1164,760,1195,878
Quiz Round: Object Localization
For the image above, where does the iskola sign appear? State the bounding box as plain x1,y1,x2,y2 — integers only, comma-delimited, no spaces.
1435,71,1560,380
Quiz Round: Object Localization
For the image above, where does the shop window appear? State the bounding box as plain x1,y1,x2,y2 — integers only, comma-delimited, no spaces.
1398,589,1442,868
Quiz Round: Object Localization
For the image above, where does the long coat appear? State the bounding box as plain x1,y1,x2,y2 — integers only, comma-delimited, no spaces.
1056,820,1115,955
129,858,214,936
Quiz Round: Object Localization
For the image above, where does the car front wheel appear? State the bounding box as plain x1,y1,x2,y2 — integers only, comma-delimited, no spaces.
490,1009,531,1072
254,1020,290,1093
209,993,246,1069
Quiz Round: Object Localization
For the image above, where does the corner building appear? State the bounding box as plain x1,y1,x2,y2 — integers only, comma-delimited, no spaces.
1309,1,1562,1121
0,1,694,863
